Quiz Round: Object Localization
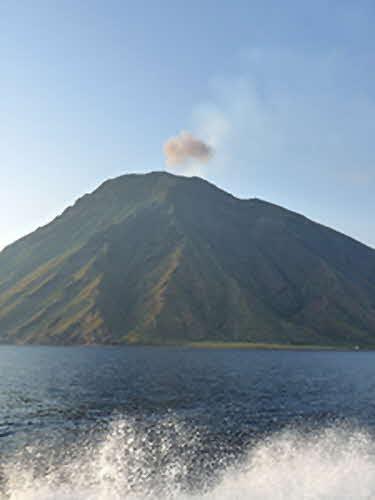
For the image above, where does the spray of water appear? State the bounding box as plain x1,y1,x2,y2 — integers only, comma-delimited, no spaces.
2,417,375,499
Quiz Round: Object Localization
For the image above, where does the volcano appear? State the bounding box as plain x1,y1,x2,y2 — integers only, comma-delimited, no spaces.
0,171,374,346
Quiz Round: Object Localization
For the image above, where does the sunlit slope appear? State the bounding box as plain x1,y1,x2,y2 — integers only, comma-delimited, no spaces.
0,171,375,345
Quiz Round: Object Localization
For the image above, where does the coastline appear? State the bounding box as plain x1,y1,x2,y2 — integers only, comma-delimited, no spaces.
186,341,359,351
0,341,369,351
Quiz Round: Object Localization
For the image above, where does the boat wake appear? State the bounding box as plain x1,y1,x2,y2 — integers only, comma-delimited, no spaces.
2,417,375,499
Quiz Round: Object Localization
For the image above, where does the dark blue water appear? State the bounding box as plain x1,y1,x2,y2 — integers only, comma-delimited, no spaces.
1,346,375,499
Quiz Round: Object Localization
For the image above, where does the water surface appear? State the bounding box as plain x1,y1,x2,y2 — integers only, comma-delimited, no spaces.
1,346,375,499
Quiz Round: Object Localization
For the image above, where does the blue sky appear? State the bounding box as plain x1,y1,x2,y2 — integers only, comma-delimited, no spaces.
1,0,374,249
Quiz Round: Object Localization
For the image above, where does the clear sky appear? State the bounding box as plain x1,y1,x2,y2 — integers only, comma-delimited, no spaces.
1,0,374,249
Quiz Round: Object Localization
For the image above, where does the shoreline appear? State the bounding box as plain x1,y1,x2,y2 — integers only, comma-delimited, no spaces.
186,341,359,351
0,341,370,351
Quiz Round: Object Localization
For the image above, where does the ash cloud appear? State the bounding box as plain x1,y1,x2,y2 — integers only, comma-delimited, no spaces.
163,131,214,167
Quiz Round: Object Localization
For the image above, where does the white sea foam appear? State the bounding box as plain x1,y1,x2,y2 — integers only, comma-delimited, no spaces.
3,418,375,499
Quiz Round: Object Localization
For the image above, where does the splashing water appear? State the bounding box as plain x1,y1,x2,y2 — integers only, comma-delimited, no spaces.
3,417,375,500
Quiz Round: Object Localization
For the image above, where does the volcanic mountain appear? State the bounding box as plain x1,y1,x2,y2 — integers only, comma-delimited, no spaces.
0,171,375,346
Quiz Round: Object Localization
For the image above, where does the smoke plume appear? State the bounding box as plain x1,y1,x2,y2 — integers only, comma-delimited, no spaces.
163,131,213,167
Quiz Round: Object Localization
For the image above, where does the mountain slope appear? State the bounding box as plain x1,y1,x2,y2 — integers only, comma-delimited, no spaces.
0,171,375,346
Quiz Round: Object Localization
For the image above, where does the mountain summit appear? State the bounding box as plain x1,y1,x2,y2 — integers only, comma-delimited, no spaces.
1,171,375,346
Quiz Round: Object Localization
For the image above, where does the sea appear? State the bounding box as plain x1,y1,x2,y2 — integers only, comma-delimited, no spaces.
1,345,375,499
